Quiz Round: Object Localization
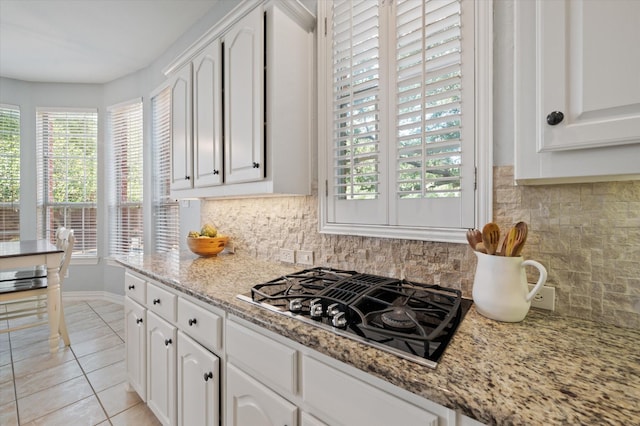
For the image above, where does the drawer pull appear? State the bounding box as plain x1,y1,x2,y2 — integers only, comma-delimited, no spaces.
128,285,135,290
153,298,161,305
165,338,172,346
203,371,213,382
188,318,197,326
136,318,143,324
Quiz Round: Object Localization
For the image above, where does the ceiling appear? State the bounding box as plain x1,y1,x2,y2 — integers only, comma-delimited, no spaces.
0,0,219,84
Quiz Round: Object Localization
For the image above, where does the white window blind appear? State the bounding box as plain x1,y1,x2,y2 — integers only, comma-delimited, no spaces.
323,0,476,234
151,87,179,253
37,108,98,255
108,99,143,256
0,104,20,241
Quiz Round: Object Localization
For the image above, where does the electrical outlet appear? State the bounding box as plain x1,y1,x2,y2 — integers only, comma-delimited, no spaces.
297,250,314,266
279,248,295,263
528,284,555,311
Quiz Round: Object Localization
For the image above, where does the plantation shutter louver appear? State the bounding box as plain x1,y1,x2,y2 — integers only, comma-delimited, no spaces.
330,0,387,225
152,87,179,253
108,99,144,256
394,0,474,228
0,105,20,241
325,0,475,232
36,108,98,255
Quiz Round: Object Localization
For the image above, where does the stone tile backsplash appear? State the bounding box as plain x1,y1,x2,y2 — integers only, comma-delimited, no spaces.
202,166,640,329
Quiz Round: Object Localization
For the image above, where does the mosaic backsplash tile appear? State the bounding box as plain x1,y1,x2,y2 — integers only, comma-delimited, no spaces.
202,166,640,329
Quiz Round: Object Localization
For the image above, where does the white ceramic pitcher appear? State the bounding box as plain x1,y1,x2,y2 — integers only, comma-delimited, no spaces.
472,251,548,322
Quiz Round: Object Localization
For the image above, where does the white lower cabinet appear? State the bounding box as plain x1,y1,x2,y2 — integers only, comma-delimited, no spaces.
124,296,146,401
300,412,327,426
147,311,177,426
177,331,220,426
226,363,298,426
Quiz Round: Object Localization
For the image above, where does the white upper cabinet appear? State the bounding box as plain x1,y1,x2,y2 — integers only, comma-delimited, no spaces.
514,0,640,183
170,64,193,191
193,40,223,188
223,6,264,185
166,0,315,198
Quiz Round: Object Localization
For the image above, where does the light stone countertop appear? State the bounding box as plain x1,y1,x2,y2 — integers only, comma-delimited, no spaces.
117,251,640,426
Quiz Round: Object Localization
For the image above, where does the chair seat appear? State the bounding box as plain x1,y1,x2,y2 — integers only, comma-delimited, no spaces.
0,269,47,282
0,277,48,294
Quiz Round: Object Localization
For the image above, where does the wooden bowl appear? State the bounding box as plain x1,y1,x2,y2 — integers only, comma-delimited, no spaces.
187,236,229,257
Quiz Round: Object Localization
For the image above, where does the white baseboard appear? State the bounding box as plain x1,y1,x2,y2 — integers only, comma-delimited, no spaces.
62,291,124,305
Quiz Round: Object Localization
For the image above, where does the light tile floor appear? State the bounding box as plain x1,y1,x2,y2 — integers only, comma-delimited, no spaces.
0,299,160,426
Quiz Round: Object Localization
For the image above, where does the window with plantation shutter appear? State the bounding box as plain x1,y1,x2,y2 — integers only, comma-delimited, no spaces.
108,99,143,257
0,104,20,242
37,108,98,255
320,0,488,242
151,87,179,253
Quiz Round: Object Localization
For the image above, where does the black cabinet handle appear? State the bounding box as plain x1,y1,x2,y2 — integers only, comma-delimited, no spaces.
203,371,213,382
185,175,191,180
128,285,135,290
188,318,197,326
165,338,172,346
136,318,143,324
153,298,160,305
546,111,564,125
213,170,219,175
252,162,260,169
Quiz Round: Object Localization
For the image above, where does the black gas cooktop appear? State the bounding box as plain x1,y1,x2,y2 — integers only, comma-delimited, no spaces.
238,267,471,368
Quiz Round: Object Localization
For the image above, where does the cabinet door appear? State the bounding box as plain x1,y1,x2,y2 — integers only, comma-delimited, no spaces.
177,331,219,426
171,63,193,190
223,6,264,184
193,40,223,187
539,0,640,152
514,0,640,182
226,364,297,426
147,311,177,426
124,297,146,401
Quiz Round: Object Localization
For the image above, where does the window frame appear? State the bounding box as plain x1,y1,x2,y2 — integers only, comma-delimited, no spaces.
0,104,21,242
150,84,180,254
317,0,493,243
107,98,144,257
36,107,99,257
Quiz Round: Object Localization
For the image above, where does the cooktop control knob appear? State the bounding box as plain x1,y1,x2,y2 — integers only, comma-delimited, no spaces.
327,303,341,317
331,312,347,328
310,298,323,319
289,298,304,313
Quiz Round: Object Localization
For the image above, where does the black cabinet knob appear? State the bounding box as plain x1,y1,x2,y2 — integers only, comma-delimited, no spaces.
546,111,564,125
165,338,172,346
203,371,213,381
185,175,191,180
213,170,219,175
252,162,260,169
188,318,197,326
136,318,143,324
153,298,160,305
128,285,135,290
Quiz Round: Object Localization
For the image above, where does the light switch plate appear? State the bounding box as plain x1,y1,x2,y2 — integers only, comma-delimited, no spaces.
297,250,313,266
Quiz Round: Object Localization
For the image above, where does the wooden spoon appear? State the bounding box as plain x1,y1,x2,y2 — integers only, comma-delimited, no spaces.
466,228,483,251
511,221,528,256
481,222,500,255
505,221,528,256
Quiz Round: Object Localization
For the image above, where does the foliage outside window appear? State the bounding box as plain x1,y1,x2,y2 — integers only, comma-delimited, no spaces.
108,99,143,256
37,108,98,256
151,87,179,253
0,104,20,241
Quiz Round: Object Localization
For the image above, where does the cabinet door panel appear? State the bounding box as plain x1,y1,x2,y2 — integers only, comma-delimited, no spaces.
226,364,297,426
171,64,193,190
147,311,177,426
124,297,146,401
177,331,219,426
194,40,223,187
224,6,264,184
540,0,640,152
